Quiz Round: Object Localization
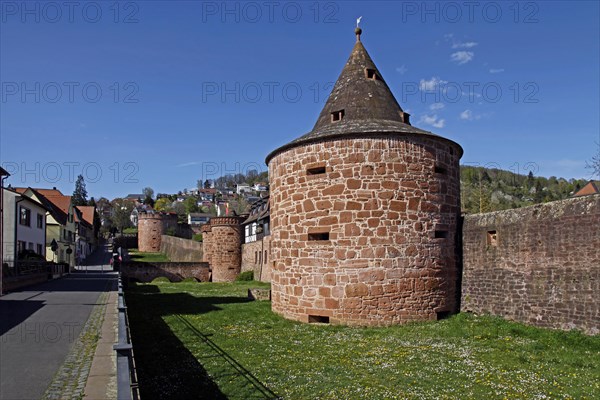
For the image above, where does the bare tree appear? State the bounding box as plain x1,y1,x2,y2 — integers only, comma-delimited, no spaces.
586,141,600,179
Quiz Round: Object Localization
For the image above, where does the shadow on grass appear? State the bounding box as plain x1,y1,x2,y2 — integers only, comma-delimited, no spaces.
126,284,279,399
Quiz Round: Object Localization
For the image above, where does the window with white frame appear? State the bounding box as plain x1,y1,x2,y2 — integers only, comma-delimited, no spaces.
19,206,31,226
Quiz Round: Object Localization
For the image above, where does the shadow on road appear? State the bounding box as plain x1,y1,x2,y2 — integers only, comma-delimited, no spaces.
0,299,45,336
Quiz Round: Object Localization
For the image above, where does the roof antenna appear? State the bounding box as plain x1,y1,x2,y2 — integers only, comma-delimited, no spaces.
355,16,363,42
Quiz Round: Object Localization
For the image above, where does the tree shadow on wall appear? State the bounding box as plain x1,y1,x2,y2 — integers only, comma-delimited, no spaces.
126,284,280,400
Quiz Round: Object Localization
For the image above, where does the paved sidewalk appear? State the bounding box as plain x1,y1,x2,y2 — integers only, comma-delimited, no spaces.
0,272,117,400
83,288,119,399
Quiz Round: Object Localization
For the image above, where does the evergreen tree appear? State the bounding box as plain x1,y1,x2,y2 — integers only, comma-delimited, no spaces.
527,171,535,188
72,175,88,206
143,196,155,207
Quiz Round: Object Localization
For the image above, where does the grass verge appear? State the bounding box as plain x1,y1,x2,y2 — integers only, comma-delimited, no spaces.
128,248,170,262
126,281,600,400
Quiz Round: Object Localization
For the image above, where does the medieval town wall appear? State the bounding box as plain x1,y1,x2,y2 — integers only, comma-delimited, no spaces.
461,195,600,335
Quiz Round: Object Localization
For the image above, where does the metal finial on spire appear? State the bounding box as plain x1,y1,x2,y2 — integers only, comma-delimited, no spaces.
355,16,363,42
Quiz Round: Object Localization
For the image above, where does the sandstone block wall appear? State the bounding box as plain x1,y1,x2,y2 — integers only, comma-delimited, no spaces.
206,216,244,282
121,261,210,283
462,195,600,335
160,235,203,262
241,235,272,282
268,136,462,325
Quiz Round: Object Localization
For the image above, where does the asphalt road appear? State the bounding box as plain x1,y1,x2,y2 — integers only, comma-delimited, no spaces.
0,248,116,400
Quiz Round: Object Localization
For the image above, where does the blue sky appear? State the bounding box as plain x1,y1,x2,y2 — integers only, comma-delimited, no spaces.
1,1,599,199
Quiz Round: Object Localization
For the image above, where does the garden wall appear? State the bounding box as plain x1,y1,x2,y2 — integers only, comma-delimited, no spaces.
122,261,210,283
461,195,600,335
160,235,203,262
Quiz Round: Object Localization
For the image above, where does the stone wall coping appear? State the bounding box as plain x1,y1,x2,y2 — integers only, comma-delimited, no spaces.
464,194,599,225
209,216,245,227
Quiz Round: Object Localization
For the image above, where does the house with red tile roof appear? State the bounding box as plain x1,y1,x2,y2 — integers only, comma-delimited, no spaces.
1,187,51,264
13,187,77,267
573,180,600,197
74,205,97,262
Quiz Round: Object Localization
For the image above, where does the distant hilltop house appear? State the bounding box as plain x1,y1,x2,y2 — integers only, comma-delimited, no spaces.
253,182,268,192
198,188,217,202
188,212,211,227
573,180,600,197
124,194,144,203
236,183,252,195
130,204,154,227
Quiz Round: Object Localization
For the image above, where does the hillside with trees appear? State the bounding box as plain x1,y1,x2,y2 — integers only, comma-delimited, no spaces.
460,166,589,214
192,166,589,215
198,170,268,190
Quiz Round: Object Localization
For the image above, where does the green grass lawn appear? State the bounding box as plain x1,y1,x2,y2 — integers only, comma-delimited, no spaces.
127,248,170,262
126,281,600,400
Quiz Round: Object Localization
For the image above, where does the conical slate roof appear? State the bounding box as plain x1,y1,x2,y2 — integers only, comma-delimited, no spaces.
265,29,462,164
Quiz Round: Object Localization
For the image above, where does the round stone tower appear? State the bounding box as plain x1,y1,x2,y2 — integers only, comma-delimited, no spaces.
265,28,463,326
137,212,178,253
206,216,244,282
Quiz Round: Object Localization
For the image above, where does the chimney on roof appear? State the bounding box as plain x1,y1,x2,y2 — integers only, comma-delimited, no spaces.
53,187,56,190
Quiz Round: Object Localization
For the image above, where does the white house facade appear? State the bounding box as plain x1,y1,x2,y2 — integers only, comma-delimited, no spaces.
2,187,48,262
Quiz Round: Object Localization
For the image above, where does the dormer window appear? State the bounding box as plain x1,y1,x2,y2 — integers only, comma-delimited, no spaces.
331,109,345,122
400,111,410,124
365,68,379,80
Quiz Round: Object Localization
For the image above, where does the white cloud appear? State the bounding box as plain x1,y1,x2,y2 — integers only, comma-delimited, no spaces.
460,109,483,121
489,68,505,74
396,65,408,74
430,103,445,110
419,76,447,91
175,161,200,168
443,33,454,40
452,41,478,49
460,110,473,120
451,51,474,65
420,114,445,128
